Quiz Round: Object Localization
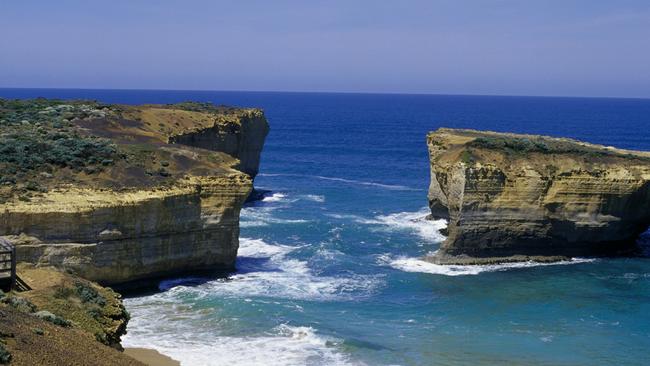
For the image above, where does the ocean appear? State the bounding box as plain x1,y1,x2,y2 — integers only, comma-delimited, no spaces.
2,88,650,365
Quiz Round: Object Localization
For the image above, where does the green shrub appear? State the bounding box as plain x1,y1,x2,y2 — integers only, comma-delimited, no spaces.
25,181,40,191
53,285,75,299
460,150,473,164
75,282,107,307
468,135,630,159
94,332,108,344
0,98,120,179
0,343,11,364
0,128,117,172
35,311,72,327
2,296,37,313
87,307,103,320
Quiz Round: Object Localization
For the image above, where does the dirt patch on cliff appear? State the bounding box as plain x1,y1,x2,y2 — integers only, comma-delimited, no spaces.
0,304,144,366
16,264,131,349
0,265,144,365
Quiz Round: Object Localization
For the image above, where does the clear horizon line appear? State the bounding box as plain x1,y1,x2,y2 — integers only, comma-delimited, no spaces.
0,85,648,101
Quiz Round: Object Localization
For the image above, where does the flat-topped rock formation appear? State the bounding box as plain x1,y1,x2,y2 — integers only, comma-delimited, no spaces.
426,128,650,264
0,99,268,284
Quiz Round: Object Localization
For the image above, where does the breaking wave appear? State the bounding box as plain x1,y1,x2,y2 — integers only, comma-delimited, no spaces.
369,209,447,242
208,238,382,300
123,317,354,366
122,237,377,365
328,208,446,242
144,238,382,301
262,192,288,202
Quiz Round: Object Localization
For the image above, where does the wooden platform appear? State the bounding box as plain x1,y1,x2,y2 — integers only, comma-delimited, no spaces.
0,238,16,291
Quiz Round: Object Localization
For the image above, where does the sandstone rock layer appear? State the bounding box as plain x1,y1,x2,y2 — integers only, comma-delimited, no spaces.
0,101,268,284
426,128,650,264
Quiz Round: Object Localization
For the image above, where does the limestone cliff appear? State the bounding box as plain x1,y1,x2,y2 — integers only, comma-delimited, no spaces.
426,128,650,264
166,108,269,179
0,99,269,284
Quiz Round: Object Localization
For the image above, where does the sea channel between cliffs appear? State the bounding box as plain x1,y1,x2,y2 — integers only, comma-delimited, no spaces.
1,90,649,366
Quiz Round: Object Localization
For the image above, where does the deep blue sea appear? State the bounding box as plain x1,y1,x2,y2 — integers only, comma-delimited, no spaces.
2,89,650,365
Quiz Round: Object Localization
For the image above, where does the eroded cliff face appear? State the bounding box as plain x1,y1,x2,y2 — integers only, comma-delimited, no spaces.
426,128,650,264
3,175,250,284
0,100,268,284
167,109,269,179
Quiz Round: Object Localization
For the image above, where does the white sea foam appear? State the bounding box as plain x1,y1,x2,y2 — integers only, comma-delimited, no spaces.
330,208,446,242
123,315,354,366
380,254,596,276
371,209,447,242
204,238,381,301
122,238,372,365
326,213,368,220
236,237,295,257
148,238,380,301
262,192,288,202
301,194,326,202
240,206,308,227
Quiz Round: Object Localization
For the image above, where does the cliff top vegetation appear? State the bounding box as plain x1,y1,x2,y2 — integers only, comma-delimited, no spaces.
428,128,650,167
0,98,253,204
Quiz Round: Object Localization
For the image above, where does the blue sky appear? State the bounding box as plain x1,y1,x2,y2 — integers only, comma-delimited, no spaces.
1,1,649,97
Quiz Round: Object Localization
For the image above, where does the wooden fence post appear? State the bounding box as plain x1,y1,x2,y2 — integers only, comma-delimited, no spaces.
10,244,16,291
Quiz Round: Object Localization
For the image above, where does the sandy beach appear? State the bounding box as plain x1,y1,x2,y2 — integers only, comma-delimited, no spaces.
125,348,180,366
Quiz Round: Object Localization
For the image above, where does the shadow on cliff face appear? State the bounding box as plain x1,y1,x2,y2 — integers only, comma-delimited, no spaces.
638,227,650,257
118,269,233,297
245,189,272,203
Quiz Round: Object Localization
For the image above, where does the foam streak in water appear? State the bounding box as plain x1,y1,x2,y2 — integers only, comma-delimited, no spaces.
258,173,421,191
381,254,596,276
240,206,309,227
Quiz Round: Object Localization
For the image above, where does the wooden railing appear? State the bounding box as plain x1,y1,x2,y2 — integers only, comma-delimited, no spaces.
0,238,16,291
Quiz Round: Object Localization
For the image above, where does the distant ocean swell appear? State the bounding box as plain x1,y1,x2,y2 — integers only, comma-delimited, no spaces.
257,173,423,191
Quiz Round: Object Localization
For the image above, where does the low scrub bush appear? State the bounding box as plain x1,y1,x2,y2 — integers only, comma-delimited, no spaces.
35,311,72,327
0,343,11,364
0,98,120,180
2,296,37,313
469,135,618,158
75,282,107,307
0,128,117,171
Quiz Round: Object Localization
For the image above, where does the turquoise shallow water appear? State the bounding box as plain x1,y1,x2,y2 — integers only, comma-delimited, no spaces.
2,89,650,365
